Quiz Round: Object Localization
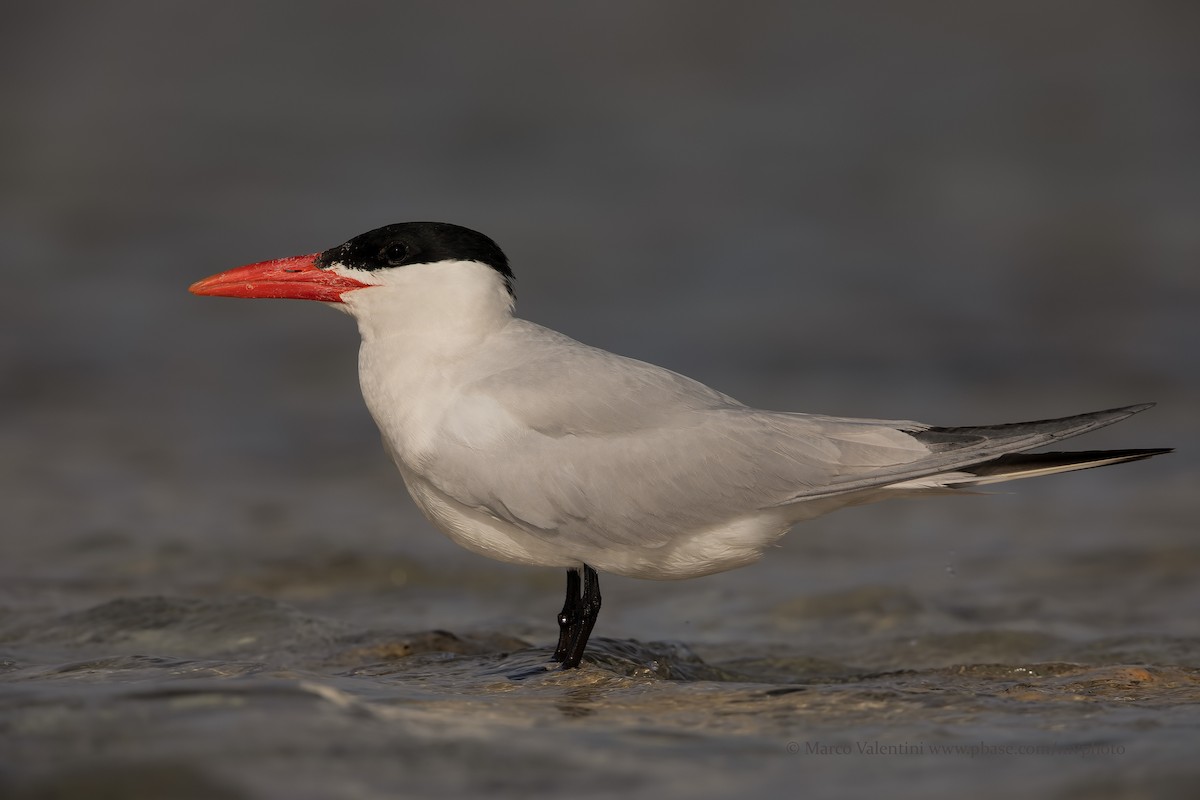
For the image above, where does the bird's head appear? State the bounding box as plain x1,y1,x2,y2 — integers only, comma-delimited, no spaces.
189,222,515,308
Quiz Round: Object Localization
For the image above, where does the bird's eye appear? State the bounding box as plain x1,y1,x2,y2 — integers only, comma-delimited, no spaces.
382,242,410,265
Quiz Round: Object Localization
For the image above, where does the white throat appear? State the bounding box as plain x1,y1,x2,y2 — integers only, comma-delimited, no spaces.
337,259,517,469
338,259,515,349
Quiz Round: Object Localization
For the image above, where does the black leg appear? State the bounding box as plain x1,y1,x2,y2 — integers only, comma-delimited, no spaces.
560,565,601,670
552,568,582,662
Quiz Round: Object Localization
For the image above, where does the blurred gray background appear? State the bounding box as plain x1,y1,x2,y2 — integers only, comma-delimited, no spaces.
2,3,1198,799
4,0,1194,555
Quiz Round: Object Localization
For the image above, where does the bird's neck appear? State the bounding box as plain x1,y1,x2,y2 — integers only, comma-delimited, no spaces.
341,260,515,352
344,262,516,470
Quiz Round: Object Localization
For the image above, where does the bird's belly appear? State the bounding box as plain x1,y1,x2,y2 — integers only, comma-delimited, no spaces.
399,473,582,569
398,469,791,579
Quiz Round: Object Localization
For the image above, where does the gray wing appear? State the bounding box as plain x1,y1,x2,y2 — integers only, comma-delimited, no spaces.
418,321,931,546
420,407,937,547
424,321,1155,548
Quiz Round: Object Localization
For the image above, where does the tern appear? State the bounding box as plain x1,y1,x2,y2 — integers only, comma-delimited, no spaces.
190,222,1169,669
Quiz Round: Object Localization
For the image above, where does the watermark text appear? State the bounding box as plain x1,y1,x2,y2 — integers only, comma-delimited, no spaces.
786,740,1125,759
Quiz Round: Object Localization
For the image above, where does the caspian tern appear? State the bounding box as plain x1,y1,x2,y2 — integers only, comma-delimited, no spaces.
190,222,1169,669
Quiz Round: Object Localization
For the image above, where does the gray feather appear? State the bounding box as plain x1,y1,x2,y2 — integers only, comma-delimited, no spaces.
420,321,1164,550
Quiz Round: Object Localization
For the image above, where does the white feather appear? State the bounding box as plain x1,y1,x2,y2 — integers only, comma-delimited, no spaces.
335,259,1157,579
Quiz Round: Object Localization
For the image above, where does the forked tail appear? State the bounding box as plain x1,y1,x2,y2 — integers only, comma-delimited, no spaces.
887,404,1171,491
924,447,1171,489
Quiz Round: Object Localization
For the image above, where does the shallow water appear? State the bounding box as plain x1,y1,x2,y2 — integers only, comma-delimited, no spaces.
6,594,1200,800
4,482,1198,799
4,2,1199,798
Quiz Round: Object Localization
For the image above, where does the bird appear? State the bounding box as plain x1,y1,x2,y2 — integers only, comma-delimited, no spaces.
189,221,1170,669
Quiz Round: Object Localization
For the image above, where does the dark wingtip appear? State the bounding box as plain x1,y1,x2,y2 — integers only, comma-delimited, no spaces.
913,402,1164,454
1112,402,1155,415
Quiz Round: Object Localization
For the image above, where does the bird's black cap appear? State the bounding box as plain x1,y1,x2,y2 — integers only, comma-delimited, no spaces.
316,222,514,296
